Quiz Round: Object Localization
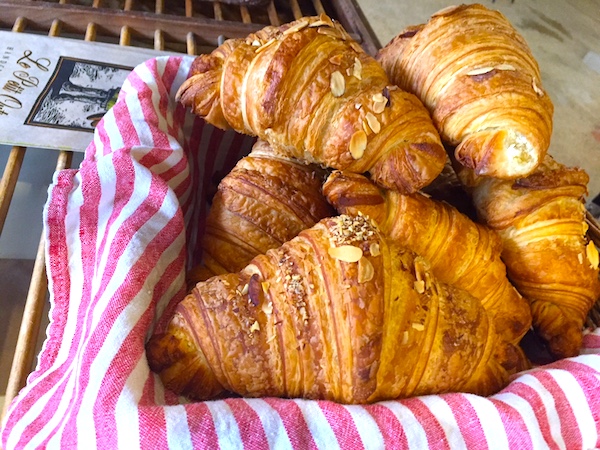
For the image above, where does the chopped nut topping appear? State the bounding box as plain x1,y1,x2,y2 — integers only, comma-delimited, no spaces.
578,253,584,264
328,245,363,263
330,214,377,246
262,301,273,315
241,283,249,295
330,71,345,97
349,130,367,159
412,322,425,331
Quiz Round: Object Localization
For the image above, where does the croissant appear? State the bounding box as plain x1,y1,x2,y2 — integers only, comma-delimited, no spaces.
176,15,447,194
457,156,600,359
187,139,334,285
376,4,554,180
147,214,510,403
322,171,531,359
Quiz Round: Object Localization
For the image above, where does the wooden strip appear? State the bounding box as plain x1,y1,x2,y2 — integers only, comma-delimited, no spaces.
240,5,251,24
154,29,165,51
0,150,73,424
0,147,26,236
0,2,263,45
49,18,62,36
155,0,164,14
267,1,280,26
12,16,26,32
289,0,303,20
85,22,97,41
214,2,223,21
186,32,196,55
92,0,102,7
311,0,326,15
120,25,131,46
124,0,134,11
185,0,193,18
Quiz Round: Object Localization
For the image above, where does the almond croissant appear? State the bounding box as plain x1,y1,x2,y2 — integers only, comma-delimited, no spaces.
176,15,446,194
457,156,600,359
322,171,531,360
377,4,554,180
147,214,510,403
187,139,334,285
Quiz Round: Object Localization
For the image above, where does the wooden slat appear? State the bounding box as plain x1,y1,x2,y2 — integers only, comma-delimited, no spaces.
267,1,280,26
289,0,303,20
1,150,73,423
0,147,26,236
0,0,263,45
312,0,326,15
240,5,251,24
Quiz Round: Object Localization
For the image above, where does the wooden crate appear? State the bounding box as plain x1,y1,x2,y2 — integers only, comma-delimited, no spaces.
0,0,380,421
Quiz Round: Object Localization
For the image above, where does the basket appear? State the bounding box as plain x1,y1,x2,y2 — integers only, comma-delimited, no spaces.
1,3,599,449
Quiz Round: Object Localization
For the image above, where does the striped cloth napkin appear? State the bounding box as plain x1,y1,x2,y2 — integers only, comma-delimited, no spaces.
2,56,599,450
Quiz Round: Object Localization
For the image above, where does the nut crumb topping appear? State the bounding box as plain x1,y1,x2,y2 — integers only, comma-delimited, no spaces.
330,214,378,246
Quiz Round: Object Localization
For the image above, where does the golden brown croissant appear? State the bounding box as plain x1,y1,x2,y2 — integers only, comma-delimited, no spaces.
176,15,447,194
457,156,600,359
376,4,554,180
187,139,334,285
322,171,531,356
147,214,510,403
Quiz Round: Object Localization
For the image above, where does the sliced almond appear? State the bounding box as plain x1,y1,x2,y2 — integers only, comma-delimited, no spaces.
330,70,345,97
261,281,270,293
372,92,388,113
369,242,380,256
354,103,362,110
318,26,342,39
466,67,494,76
250,320,260,333
358,257,374,283
328,245,363,263
532,78,544,96
496,63,516,71
365,112,381,134
352,57,362,80
283,20,309,35
411,322,425,331
401,330,409,345
262,301,273,315
350,41,363,52
578,253,584,264
255,38,276,54
414,279,425,294
349,130,367,159
586,241,599,269
251,39,261,47
241,283,249,295
329,54,343,65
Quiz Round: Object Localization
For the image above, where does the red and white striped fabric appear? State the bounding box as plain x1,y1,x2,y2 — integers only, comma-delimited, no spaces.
2,55,600,449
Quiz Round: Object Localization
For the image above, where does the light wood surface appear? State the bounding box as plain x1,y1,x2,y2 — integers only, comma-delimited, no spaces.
355,0,600,200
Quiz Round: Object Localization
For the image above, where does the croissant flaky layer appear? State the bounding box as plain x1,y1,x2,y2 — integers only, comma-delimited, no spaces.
147,215,510,403
322,171,531,359
377,3,554,180
459,156,600,359
188,139,334,284
176,15,446,194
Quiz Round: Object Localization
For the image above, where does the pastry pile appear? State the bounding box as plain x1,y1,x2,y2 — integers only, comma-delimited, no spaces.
146,5,600,404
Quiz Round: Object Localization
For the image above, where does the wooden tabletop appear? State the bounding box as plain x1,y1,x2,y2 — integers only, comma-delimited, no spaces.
355,0,600,202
